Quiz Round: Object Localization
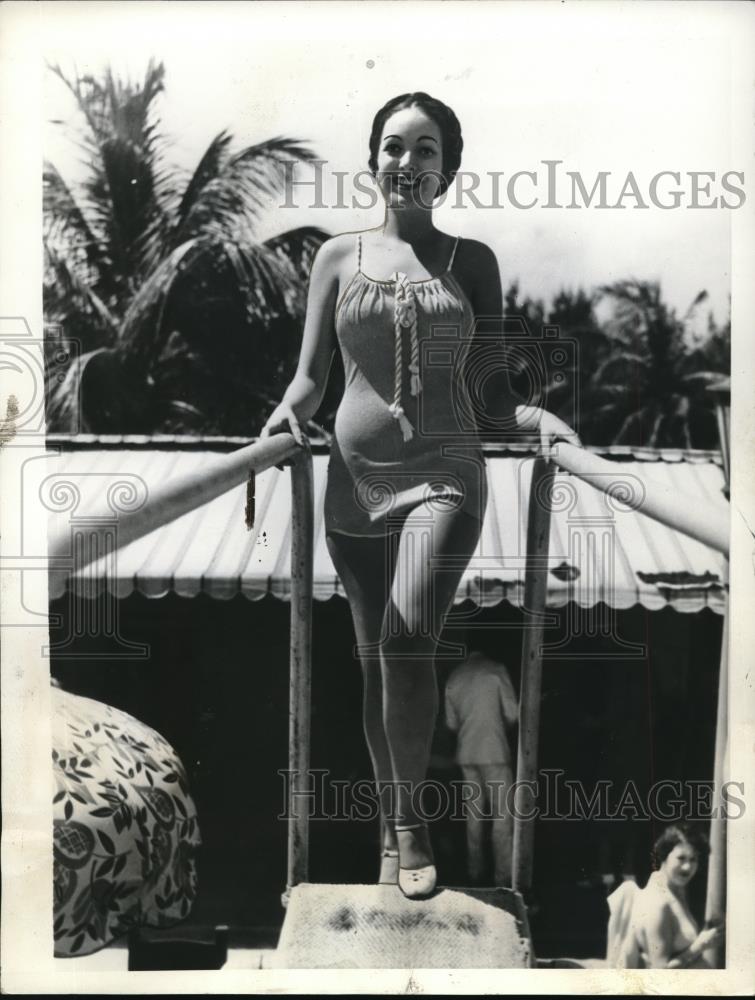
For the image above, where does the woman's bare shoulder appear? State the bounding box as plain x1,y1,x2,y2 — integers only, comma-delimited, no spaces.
319,231,361,257
450,236,500,311
453,238,499,297
634,883,675,927
310,232,360,279
455,237,497,269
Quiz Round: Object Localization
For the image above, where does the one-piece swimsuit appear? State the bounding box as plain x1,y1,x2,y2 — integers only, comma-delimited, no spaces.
324,233,489,537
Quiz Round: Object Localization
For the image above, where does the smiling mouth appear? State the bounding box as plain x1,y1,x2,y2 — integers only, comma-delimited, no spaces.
391,174,421,189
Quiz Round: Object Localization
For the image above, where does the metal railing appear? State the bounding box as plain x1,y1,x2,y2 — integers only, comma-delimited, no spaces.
48,434,729,934
511,442,728,967
48,431,315,896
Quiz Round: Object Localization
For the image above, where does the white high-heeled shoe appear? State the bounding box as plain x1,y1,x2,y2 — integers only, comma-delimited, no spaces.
398,863,437,900
396,823,437,900
378,848,399,885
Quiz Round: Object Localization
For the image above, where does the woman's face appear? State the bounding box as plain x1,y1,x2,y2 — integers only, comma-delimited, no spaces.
662,841,699,888
375,105,444,208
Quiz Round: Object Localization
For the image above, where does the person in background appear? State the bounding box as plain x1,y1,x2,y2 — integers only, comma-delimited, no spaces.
444,633,519,887
606,822,724,968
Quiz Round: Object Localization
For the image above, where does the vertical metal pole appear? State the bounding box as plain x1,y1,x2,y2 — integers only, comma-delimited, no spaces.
704,380,729,965
512,456,555,895
704,559,728,966
286,444,314,893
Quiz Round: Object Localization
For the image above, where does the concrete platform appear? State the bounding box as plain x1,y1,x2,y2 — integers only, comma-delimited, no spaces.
270,883,534,969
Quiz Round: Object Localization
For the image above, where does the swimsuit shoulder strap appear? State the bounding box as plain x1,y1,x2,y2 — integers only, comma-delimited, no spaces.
447,236,461,272
357,233,362,273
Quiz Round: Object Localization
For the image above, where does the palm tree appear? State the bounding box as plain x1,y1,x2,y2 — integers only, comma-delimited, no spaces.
44,61,328,434
543,287,607,442
502,283,607,443
589,280,728,449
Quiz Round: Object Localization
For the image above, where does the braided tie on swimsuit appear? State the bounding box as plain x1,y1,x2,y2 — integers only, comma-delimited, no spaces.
389,271,422,442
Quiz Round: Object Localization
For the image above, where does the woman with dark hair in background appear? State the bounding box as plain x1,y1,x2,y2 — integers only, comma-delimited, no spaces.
261,92,578,898
606,822,724,968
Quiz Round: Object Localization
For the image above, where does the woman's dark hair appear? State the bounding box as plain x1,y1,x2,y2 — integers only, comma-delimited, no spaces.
368,92,463,196
652,822,710,867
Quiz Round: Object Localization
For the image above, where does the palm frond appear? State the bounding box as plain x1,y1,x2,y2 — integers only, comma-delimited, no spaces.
48,63,101,145
586,401,626,421
681,289,708,322
592,351,648,383
44,243,119,339
43,161,104,269
646,409,665,448
598,279,661,308
50,60,171,292
45,347,123,432
217,237,305,323
174,130,234,233
176,137,319,244
45,348,92,431
592,382,633,400
614,405,652,446
51,60,166,146
117,232,313,365
597,279,664,342
92,134,172,288
263,226,328,282
117,239,201,365
679,369,726,387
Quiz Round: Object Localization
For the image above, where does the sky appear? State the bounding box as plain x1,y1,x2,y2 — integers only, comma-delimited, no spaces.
42,0,742,327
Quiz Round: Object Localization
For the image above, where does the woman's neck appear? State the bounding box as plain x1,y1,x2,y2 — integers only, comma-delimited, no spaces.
381,208,437,243
657,867,687,905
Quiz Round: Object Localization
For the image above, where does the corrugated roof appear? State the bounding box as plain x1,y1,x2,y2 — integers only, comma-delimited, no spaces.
44,446,728,613
45,434,725,463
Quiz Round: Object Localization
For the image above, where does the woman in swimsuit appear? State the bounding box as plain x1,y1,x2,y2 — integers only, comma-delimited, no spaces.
608,823,724,968
261,92,578,898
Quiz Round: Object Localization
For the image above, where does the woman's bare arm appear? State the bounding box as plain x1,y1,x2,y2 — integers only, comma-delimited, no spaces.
665,924,724,969
460,240,519,429
641,902,679,968
260,236,346,439
460,240,579,444
640,903,722,969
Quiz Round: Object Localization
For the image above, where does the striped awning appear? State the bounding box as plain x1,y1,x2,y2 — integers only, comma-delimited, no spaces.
45,441,728,613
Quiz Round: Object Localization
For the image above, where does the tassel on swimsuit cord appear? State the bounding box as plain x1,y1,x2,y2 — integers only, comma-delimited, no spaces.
388,402,414,441
391,272,422,441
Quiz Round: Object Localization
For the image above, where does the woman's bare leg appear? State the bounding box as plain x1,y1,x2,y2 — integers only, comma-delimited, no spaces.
325,531,399,853
381,502,483,870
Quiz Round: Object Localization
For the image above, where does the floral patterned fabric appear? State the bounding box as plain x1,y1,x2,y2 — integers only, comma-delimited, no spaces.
52,686,201,957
